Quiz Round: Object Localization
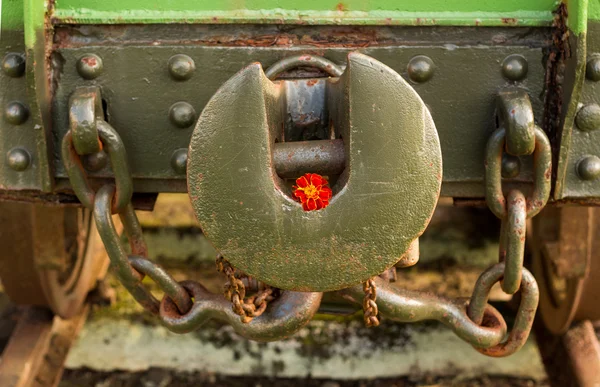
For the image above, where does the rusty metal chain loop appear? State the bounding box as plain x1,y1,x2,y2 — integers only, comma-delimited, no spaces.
485,125,551,294
362,278,380,327
216,256,277,323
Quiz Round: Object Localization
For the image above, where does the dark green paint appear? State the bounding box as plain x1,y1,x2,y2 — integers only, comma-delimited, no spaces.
49,25,547,197
187,53,442,291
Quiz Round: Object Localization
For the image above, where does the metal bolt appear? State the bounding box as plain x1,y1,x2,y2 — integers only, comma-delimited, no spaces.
501,154,521,178
171,149,188,174
575,104,600,132
77,54,103,80
577,155,600,181
501,54,528,81
6,148,30,171
4,101,29,125
586,56,600,81
407,56,434,83
2,53,25,78
168,54,195,81
169,102,196,128
82,151,108,172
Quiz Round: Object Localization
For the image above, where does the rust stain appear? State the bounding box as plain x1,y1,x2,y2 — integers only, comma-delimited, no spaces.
335,2,347,12
501,18,518,25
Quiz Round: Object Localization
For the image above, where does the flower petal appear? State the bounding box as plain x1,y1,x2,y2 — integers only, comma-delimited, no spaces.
296,175,309,188
319,188,332,200
310,173,324,186
306,198,317,211
302,202,310,211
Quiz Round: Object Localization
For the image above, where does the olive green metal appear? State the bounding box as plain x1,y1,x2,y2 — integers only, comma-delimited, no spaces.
129,256,193,314
485,126,551,219
76,54,104,80
4,101,29,125
2,53,25,78
496,89,535,156
501,154,521,178
575,103,600,132
168,54,196,81
264,54,343,80
273,139,345,178
168,102,196,128
338,277,507,349
577,155,600,180
160,280,323,340
50,26,547,196
170,149,188,174
501,54,528,81
586,55,600,81
188,52,442,291
468,263,539,357
62,120,133,213
69,87,104,155
499,189,526,294
6,148,31,171
94,185,160,315
407,55,434,83
82,151,108,172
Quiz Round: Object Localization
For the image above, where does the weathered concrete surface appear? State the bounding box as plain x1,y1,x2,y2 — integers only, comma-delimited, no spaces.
65,318,546,380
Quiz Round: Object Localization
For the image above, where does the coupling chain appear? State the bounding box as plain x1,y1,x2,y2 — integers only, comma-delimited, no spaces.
362,278,380,327
216,256,277,323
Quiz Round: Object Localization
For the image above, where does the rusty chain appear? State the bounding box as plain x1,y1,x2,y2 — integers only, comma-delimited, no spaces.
362,278,380,327
216,256,277,323
60,87,548,356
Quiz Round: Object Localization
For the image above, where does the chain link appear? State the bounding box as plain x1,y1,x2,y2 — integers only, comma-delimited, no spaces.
362,278,380,327
216,256,277,323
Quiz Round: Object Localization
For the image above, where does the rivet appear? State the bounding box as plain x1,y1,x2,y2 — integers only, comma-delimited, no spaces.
77,54,103,80
2,53,25,78
501,154,521,178
577,155,600,181
168,54,195,81
501,54,528,81
169,102,196,128
6,148,31,171
82,151,108,172
586,56,600,81
575,104,600,132
407,55,434,83
4,101,29,125
171,149,188,174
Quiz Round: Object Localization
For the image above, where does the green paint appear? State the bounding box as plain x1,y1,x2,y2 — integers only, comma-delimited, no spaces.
589,0,600,20
1,0,24,30
567,0,588,36
52,0,557,25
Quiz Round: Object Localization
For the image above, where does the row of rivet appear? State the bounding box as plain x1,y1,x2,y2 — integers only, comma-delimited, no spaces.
406,54,528,83
2,53,32,172
75,53,196,174
572,56,600,181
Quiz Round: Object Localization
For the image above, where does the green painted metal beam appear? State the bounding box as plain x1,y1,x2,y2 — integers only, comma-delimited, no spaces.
52,0,557,26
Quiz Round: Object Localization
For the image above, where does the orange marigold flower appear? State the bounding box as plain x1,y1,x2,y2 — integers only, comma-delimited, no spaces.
293,173,333,211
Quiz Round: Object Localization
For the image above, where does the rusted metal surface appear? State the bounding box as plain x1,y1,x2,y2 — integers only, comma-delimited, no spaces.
0,202,107,319
0,305,88,387
188,52,442,292
530,206,600,334
562,320,600,386
273,140,345,178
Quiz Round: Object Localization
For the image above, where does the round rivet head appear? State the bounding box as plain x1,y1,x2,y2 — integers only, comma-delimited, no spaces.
171,149,188,174
575,104,600,132
168,54,195,81
586,56,600,81
407,55,434,83
82,151,108,172
77,54,103,80
6,148,30,171
577,156,600,181
4,101,29,125
501,154,521,178
169,102,196,128
2,53,25,78
501,54,528,81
